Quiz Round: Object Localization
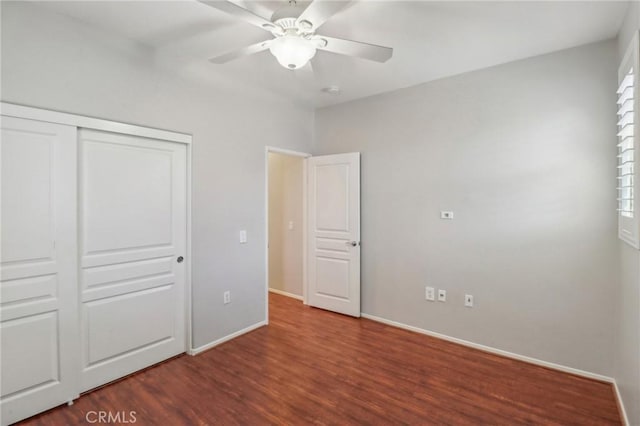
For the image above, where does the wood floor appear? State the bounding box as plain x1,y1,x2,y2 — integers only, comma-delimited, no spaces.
20,293,621,425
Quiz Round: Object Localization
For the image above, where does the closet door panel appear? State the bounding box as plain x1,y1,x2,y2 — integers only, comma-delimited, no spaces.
1,312,59,396
0,116,78,425
85,286,175,364
82,139,173,253
78,129,186,392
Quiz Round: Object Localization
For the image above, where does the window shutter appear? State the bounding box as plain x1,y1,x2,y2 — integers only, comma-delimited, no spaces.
617,69,634,218
618,32,640,248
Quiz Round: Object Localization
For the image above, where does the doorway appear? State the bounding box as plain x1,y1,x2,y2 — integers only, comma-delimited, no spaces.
265,147,362,322
265,147,310,321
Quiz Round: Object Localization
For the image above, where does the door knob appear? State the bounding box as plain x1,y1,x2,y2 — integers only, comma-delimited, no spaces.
177,256,184,263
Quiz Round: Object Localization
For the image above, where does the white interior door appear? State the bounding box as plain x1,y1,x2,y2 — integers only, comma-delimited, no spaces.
78,129,186,392
307,153,360,317
0,117,79,424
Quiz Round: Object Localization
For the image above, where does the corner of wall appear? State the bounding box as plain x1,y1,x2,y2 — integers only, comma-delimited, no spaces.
617,2,640,59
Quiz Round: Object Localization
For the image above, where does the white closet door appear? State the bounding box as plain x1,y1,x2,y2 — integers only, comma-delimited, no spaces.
0,117,79,424
78,129,186,392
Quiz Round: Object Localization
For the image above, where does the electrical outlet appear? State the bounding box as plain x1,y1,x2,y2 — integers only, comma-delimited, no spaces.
440,211,454,220
425,286,435,301
223,291,231,304
438,289,446,302
288,221,294,230
465,294,474,308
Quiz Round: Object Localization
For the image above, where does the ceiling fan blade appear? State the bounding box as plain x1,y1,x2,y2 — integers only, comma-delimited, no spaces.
209,39,272,64
316,36,393,63
198,0,277,33
296,0,352,31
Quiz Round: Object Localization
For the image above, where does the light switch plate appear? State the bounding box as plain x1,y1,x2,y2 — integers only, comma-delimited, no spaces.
465,294,474,307
239,230,247,244
438,289,446,302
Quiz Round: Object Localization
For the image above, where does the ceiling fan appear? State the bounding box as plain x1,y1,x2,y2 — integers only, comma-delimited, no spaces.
199,0,393,70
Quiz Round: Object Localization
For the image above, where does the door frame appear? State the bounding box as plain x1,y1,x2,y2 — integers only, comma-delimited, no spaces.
264,146,311,323
0,102,195,354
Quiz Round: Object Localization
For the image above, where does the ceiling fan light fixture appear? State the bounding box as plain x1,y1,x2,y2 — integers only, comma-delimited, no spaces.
269,35,316,70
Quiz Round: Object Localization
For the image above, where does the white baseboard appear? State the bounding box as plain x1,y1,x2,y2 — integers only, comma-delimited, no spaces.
360,313,614,383
188,320,267,356
268,288,303,301
613,380,630,426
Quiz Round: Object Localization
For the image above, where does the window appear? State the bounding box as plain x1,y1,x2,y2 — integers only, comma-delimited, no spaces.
618,32,640,248
618,68,634,218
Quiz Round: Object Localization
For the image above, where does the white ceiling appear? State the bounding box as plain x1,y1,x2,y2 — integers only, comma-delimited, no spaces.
36,0,629,107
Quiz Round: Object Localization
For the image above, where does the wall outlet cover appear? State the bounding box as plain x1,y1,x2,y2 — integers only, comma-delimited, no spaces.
426,286,435,301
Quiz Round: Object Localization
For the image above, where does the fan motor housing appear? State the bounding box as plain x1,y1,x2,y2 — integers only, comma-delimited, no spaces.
274,17,298,31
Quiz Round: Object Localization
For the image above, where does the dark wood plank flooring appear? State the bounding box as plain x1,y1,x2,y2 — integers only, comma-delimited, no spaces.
20,293,622,425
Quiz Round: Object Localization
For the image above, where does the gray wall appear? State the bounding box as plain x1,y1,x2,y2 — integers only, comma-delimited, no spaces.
616,3,640,423
268,153,304,296
315,40,619,376
0,1,314,349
